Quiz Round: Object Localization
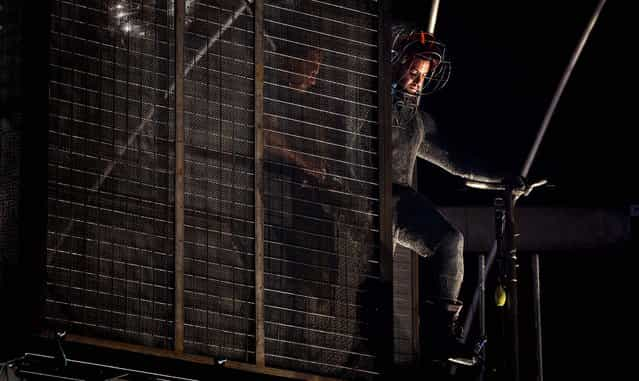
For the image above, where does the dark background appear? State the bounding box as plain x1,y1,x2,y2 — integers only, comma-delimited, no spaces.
393,0,632,207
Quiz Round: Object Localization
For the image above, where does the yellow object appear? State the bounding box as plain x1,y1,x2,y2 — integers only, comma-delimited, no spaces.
495,284,507,307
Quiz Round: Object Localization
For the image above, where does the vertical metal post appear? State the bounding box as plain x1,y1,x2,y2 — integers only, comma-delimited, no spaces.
378,0,392,290
427,0,441,35
253,0,265,368
478,253,486,381
174,0,185,354
378,0,394,371
479,254,486,341
532,253,544,381
504,192,519,381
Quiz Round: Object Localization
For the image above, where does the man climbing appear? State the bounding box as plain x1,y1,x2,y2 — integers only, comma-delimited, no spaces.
389,23,523,367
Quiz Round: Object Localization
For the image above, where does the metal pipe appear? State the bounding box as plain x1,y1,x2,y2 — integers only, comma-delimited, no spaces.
504,192,520,381
478,253,486,381
532,253,544,381
22,353,198,381
522,0,608,177
15,370,85,381
427,0,441,35
479,254,486,341
461,0,608,341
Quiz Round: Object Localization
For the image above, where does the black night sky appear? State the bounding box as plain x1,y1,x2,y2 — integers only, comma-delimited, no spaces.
393,0,632,207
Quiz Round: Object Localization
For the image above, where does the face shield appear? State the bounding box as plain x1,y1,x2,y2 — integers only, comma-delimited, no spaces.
391,30,451,114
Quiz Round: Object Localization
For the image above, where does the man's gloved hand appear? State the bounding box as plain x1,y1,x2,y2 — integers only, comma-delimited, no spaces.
503,174,526,191
465,176,547,198
503,175,547,200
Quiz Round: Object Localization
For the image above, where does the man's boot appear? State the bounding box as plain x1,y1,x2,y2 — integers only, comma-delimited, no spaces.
420,300,477,368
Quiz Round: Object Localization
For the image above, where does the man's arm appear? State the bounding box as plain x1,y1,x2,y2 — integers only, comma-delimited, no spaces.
265,128,327,181
416,112,505,183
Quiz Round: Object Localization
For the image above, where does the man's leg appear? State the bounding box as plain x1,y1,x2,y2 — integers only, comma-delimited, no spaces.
392,184,469,364
392,184,464,303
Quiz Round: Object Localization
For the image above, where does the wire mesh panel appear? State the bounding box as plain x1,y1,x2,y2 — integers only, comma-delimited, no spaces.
1,0,22,305
46,0,176,348
262,1,381,378
44,0,388,377
393,247,417,365
181,0,256,362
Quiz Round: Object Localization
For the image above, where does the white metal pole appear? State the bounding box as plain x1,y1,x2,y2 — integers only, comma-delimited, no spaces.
427,0,440,35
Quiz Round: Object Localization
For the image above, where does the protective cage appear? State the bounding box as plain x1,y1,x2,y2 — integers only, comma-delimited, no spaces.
44,0,395,379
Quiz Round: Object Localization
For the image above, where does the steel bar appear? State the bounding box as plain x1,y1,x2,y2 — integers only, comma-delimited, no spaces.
504,192,520,381
532,253,544,381
62,334,344,381
427,0,440,35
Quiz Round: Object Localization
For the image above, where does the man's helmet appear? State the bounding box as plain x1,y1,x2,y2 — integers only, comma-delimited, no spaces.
391,24,451,107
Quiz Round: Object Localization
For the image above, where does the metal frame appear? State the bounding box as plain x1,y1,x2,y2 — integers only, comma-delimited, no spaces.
42,0,395,377
254,0,266,369
377,0,394,371
174,0,186,354
64,334,342,381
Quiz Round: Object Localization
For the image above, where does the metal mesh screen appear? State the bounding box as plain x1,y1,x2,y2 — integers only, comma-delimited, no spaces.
393,247,417,365
44,0,385,377
262,1,381,378
181,0,256,362
1,0,22,299
46,0,176,348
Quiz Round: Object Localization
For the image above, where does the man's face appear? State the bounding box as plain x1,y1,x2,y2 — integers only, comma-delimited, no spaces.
290,49,321,91
397,57,432,95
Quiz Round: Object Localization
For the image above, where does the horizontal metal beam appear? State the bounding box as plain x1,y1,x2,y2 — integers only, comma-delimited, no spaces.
64,334,343,381
440,207,630,252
